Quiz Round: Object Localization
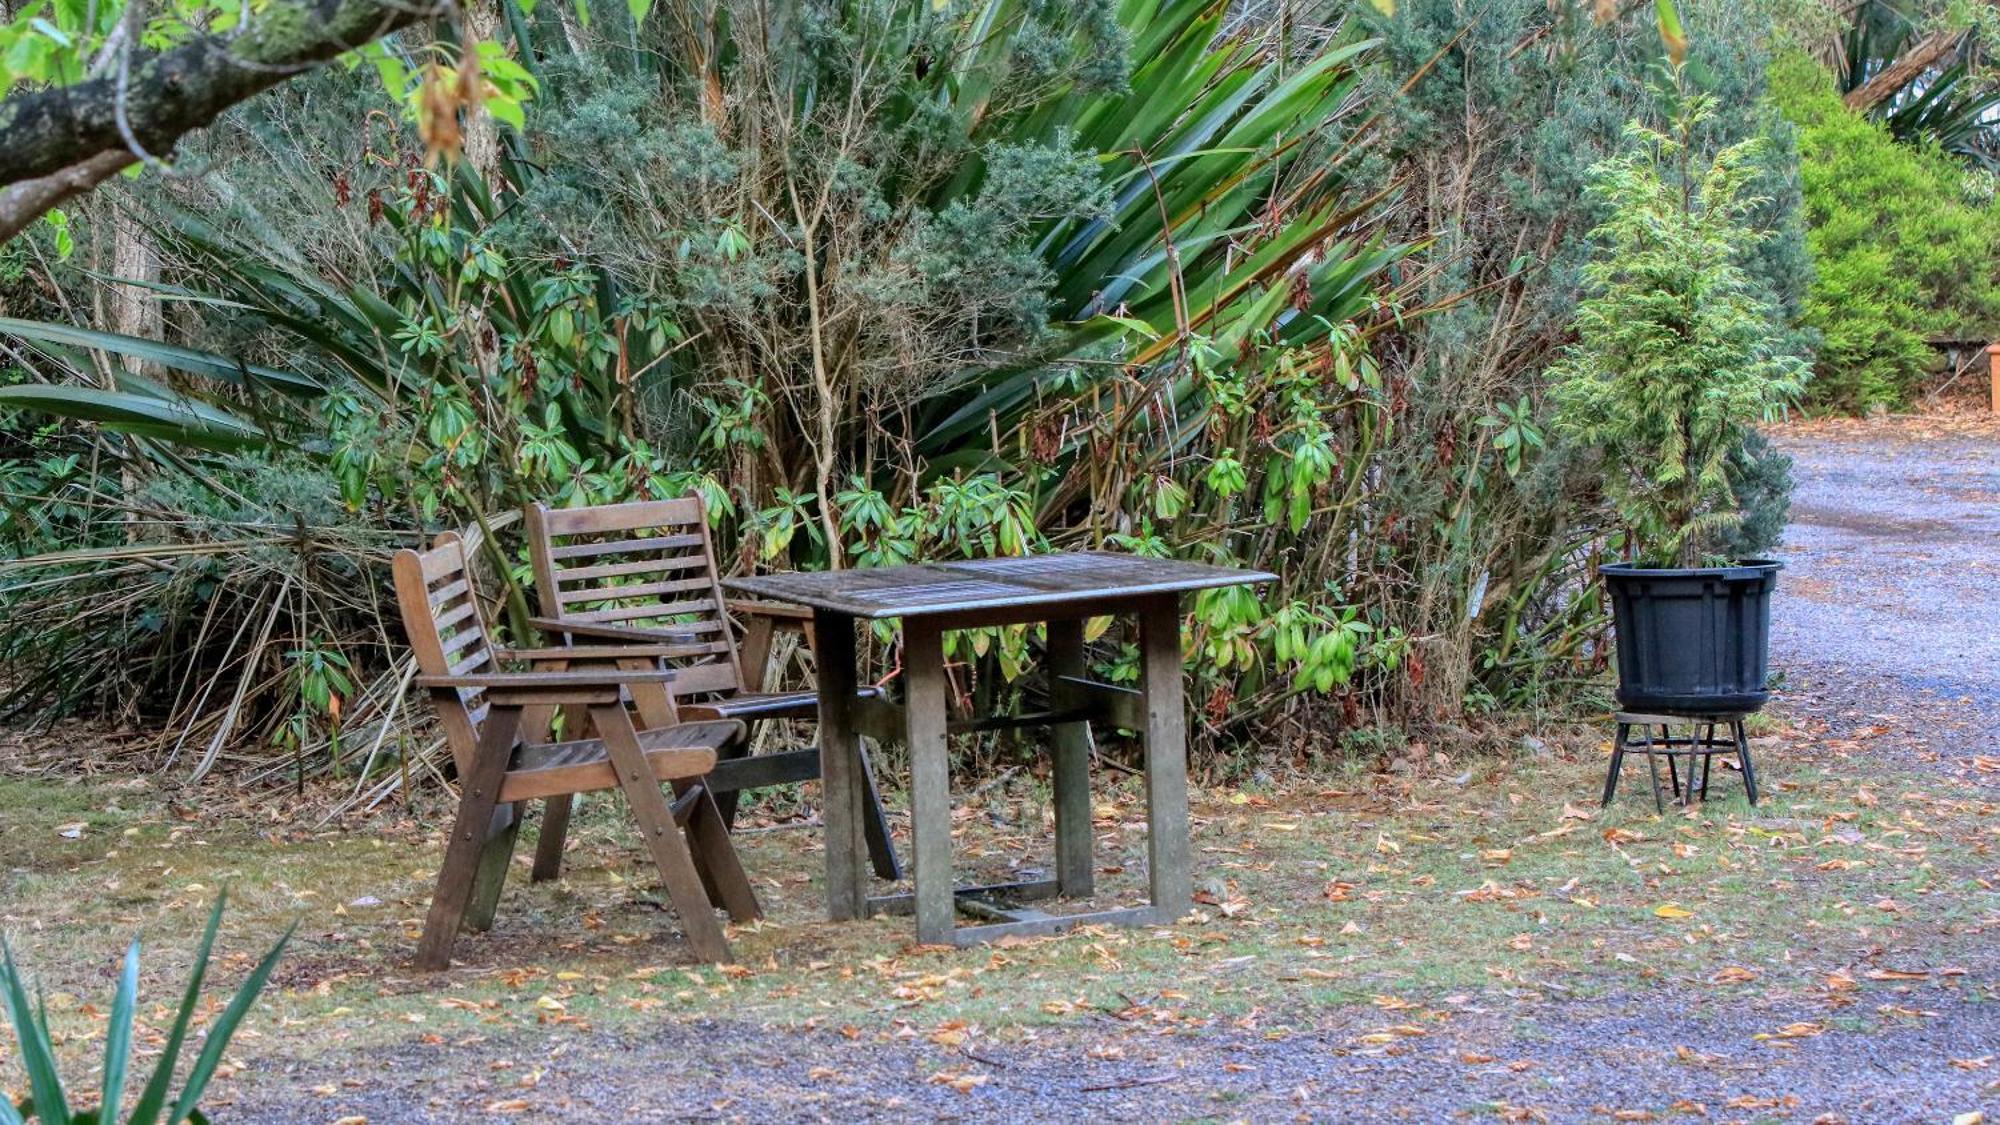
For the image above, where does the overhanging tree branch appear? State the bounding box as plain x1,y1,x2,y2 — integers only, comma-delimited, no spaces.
0,0,444,242
1844,27,1965,111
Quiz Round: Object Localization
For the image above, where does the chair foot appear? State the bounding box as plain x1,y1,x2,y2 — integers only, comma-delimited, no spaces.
531,793,573,883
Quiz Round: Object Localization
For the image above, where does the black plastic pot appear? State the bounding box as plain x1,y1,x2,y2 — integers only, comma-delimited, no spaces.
1600,559,1781,715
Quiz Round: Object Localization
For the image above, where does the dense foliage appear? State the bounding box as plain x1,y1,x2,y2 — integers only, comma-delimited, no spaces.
0,0,1906,795
1353,0,1806,711
1772,51,2000,411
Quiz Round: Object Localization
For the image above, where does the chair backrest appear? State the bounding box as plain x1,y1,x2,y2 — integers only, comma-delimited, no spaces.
392,532,495,773
524,497,745,699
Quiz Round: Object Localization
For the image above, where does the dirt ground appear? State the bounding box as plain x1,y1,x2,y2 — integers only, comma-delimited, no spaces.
2,415,1997,1122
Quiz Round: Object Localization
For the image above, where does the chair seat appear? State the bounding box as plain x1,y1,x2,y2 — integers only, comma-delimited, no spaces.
498,719,745,802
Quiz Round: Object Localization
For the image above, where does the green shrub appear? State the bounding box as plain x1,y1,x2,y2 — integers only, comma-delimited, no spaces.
1771,51,2000,411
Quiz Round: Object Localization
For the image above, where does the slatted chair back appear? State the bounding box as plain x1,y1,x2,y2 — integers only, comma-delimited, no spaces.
525,498,746,700
392,532,496,776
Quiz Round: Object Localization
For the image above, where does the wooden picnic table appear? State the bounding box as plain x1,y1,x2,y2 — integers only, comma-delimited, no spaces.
724,552,1275,946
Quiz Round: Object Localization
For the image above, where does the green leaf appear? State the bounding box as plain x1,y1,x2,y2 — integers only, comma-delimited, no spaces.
99,938,142,1123
128,892,225,1125
1655,0,1687,65
486,95,525,131
166,916,293,1124
0,385,268,451
0,937,70,1125
0,318,321,393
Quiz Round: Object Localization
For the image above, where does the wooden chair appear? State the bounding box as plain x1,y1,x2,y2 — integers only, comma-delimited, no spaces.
394,532,760,970
524,498,901,880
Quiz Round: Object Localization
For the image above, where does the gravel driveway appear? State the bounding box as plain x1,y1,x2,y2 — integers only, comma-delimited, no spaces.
1768,419,2000,767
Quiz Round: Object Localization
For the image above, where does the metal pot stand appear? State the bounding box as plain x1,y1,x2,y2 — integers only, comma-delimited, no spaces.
1600,712,1759,813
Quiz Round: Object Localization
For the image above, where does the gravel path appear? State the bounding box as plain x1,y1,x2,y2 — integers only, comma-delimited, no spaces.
1768,420,2000,770
233,988,2000,1122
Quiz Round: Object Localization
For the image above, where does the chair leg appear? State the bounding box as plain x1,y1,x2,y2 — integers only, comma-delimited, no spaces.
683,783,762,922
416,708,520,971
858,742,903,881
531,794,574,883
669,777,731,910
1602,723,1629,807
591,704,733,963
463,801,523,932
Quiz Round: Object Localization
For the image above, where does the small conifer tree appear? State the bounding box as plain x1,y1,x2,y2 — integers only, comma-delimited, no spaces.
1551,69,1808,568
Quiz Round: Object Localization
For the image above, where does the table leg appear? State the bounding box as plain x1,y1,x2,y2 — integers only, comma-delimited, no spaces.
738,613,777,694
814,610,869,921
1138,594,1191,923
1046,617,1094,898
903,617,954,945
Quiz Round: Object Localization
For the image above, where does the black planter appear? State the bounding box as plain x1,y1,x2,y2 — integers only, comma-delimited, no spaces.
1600,559,1781,715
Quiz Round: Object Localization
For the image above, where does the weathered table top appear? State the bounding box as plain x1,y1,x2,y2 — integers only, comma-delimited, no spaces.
723,552,1275,620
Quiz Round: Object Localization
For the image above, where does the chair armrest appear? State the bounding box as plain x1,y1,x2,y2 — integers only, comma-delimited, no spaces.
727,598,813,622
496,644,684,663
527,616,704,644
418,669,678,692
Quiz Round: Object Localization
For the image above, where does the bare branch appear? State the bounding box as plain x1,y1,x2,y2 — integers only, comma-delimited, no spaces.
0,151,138,244
1845,28,1963,112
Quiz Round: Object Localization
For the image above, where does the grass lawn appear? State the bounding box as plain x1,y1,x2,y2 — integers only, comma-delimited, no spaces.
1,708,1996,1119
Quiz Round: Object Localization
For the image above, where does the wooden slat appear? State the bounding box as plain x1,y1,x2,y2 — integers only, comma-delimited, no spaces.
815,609,869,922
448,647,492,676
1047,618,1095,899
426,577,472,606
555,554,708,584
944,906,1157,945
866,879,1062,917
1139,593,1191,922
439,625,485,659
525,495,750,705
1054,675,1143,730
557,577,712,606
667,663,739,697
432,599,478,633
701,747,821,792
536,496,703,536
904,617,953,946
415,541,468,582
565,598,721,625
498,744,718,802
549,532,704,562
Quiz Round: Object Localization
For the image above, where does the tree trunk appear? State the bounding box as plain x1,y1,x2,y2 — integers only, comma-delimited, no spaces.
461,0,504,186
110,207,161,373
